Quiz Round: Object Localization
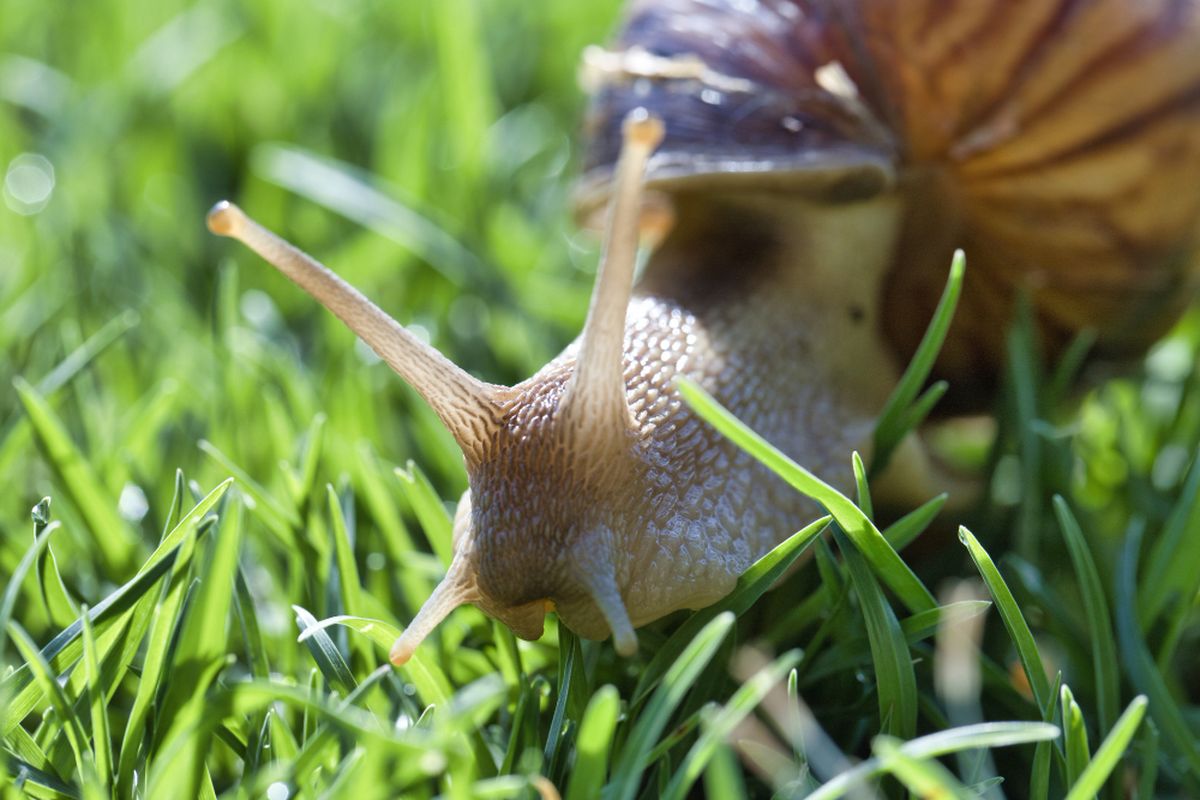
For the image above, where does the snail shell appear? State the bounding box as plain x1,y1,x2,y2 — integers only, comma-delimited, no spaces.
583,0,1200,402
210,0,1200,661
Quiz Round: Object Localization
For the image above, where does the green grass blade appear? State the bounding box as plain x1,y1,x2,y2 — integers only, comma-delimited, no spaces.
899,379,949,435
289,413,327,506
1030,671,1063,800
37,536,77,628
1,539,185,734
1053,497,1120,735
115,378,184,467
871,249,964,475
198,768,218,800
1114,524,1200,774
679,378,936,614
809,721,1060,800
233,566,270,680
1064,696,1147,800
138,478,234,580
462,775,548,798
15,377,139,573
296,614,399,653
115,530,197,797
3,754,78,798
641,704,703,769
610,612,735,800
245,676,407,793
251,145,486,285
3,723,50,775
294,614,454,706
490,620,524,692
900,600,991,644
958,526,1052,714
159,470,186,542
79,605,112,790
293,605,357,695
813,535,844,596
198,440,300,536
564,685,620,800
1139,455,1200,625
872,735,974,800
32,497,77,630
662,650,801,800
143,658,235,800
395,461,454,566
835,528,917,738
1061,684,1090,788
227,680,424,749
170,497,243,664
542,632,578,775
1135,719,1160,799
293,613,498,779
500,679,536,775
1046,329,1097,406
34,310,139,397
7,622,90,781
430,0,495,199
882,493,948,551
852,452,872,520
148,494,246,798
631,515,829,706
1005,298,1043,561
269,708,301,762
0,512,59,663
703,742,748,800
353,443,429,608
327,485,366,633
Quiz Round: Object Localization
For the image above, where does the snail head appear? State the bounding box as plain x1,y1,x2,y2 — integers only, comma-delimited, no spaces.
207,112,664,664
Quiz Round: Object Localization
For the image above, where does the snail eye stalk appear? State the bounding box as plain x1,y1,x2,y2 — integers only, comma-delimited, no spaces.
561,110,664,439
205,201,501,464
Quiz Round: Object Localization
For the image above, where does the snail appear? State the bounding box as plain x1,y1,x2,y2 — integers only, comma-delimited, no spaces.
208,0,1200,664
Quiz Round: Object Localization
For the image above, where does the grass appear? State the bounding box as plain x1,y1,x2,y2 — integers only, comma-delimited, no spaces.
3,0,1200,797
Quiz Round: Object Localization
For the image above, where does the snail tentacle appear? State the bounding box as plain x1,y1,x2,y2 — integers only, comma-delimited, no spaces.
561,110,664,437
574,553,638,657
206,201,501,463
389,553,480,666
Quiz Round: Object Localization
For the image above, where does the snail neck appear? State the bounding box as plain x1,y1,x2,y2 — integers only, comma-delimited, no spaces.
638,190,899,319
636,191,904,439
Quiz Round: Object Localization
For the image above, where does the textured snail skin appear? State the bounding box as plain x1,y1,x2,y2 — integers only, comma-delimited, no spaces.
464,195,901,644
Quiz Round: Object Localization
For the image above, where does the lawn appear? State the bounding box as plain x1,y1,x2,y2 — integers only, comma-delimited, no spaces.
2,1,1198,798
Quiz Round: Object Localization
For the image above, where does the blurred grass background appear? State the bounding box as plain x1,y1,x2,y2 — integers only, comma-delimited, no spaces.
2,0,1199,797
1,0,622,551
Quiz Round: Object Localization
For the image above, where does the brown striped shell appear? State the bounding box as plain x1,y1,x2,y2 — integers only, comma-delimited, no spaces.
582,0,1200,401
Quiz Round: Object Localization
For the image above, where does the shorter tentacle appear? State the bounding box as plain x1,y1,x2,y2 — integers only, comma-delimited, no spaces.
579,565,638,657
389,555,480,666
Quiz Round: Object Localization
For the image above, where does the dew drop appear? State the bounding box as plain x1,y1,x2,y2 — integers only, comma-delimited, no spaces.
4,153,55,215
118,483,150,523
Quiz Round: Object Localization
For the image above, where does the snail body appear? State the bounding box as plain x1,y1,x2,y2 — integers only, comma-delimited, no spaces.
210,0,1200,662
463,191,904,653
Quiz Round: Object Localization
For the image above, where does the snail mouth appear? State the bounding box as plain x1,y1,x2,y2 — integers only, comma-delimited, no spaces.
488,598,550,642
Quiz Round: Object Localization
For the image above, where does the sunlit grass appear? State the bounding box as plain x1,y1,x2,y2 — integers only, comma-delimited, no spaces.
3,1,1200,798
